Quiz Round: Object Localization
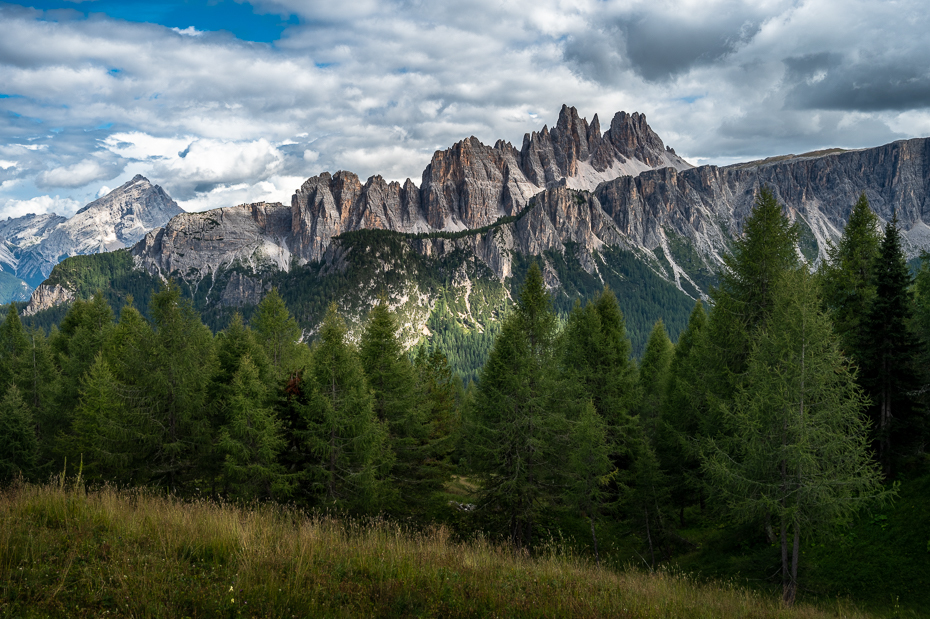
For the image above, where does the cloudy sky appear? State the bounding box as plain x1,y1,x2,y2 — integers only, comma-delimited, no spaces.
1,0,929,219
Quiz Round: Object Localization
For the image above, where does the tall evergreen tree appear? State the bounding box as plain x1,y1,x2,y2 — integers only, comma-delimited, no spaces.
0,385,38,482
565,400,614,564
218,355,290,500
122,283,216,489
559,288,640,463
638,319,674,432
251,288,304,377
298,303,391,512
0,304,30,399
818,193,881,358
657,301,708,524
359,299,421,508
858,212,922,475
704,186,801,402
703,269,886,606
466,262,564,549
65,353,132,482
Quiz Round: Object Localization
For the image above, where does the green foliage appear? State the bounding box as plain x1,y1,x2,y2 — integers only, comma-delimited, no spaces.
638,319,674,430
818,192,881,358
466,263,567,548
297,304,391,513
703,269,888,605
218,355,290,500
858,212,922,475
250,288,304,377
0,385,38,482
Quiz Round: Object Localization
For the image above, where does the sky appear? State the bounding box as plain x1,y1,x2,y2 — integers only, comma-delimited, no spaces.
1,0,929,219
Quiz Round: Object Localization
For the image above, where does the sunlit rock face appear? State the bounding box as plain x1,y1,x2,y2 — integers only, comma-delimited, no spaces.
1,175,182,288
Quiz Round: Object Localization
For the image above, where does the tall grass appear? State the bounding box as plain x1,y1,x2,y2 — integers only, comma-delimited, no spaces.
0,480,873,618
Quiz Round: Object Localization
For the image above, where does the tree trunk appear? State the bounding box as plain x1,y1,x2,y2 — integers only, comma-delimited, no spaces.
589,515,600,566
645,507,655,568
784,522,800,606
780,516,789,603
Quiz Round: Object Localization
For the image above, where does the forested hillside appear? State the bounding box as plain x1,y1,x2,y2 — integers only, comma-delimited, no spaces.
2,187,929,614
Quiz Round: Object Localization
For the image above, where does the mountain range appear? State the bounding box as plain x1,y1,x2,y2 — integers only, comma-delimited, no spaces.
13,105,930,377
0,175,183,302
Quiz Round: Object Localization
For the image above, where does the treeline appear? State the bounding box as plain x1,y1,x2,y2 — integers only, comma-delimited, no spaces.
2,187,929,607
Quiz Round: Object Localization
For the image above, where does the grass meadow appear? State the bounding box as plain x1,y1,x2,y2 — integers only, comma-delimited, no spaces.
0,479,877,618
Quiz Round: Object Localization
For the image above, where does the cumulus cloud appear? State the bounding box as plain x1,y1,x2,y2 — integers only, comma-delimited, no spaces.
36,159,123,188
2,194,82,219
0,0,929,213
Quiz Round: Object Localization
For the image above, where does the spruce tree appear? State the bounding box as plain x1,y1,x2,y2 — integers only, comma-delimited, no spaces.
703,269,886,606
298,303,391,512
252,288,304,377
0,385,38,483
359,299,422,509
218,355,290,500
559,288,639,462
121,283,216,489
0,304,30,400
818,193,881,358
858,212,921,475
66,353,132,482
638,319,674,432
467,262,564,549
412,346,459,496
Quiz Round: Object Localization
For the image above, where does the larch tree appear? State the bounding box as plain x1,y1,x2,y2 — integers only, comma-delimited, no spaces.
703,185,801,405
218,354,290,500
0,385,38,483
657,300,708,525
703,269,887,606
466,262,564,550
359,298,422,510
297,303,391,513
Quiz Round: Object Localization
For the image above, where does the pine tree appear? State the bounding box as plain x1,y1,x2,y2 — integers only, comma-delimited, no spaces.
858,212,921,475
297,303,391,512
0,385,38,483
121,283,216,489
703,269,886,606
466,262,564,549
412,346,459,497
218,355,290,500
359,299,421,509
559,288,640,463
0,304,30,400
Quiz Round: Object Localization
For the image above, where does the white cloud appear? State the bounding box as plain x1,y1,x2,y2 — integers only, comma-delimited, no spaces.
172,26,204,37
36,159,121,189
0,161,15,170
96,185,111,198
0,0,928,208
2,195,82,219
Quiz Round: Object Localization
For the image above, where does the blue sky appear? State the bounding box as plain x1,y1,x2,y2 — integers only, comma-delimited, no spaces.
17,0,297,42
2,0,930,218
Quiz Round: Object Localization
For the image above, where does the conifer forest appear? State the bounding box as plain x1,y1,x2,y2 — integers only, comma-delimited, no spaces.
2,188,929,614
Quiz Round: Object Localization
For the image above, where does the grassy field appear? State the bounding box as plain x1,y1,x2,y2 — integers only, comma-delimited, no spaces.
0,480,877,619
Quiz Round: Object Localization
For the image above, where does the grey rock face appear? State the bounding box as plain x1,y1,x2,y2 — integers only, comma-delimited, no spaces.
118,110,930,308
282,105,691,263
134,201,292,280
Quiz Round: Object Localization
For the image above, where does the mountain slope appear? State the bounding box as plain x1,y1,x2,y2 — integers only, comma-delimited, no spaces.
0,175,182,295
20,106,930,377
